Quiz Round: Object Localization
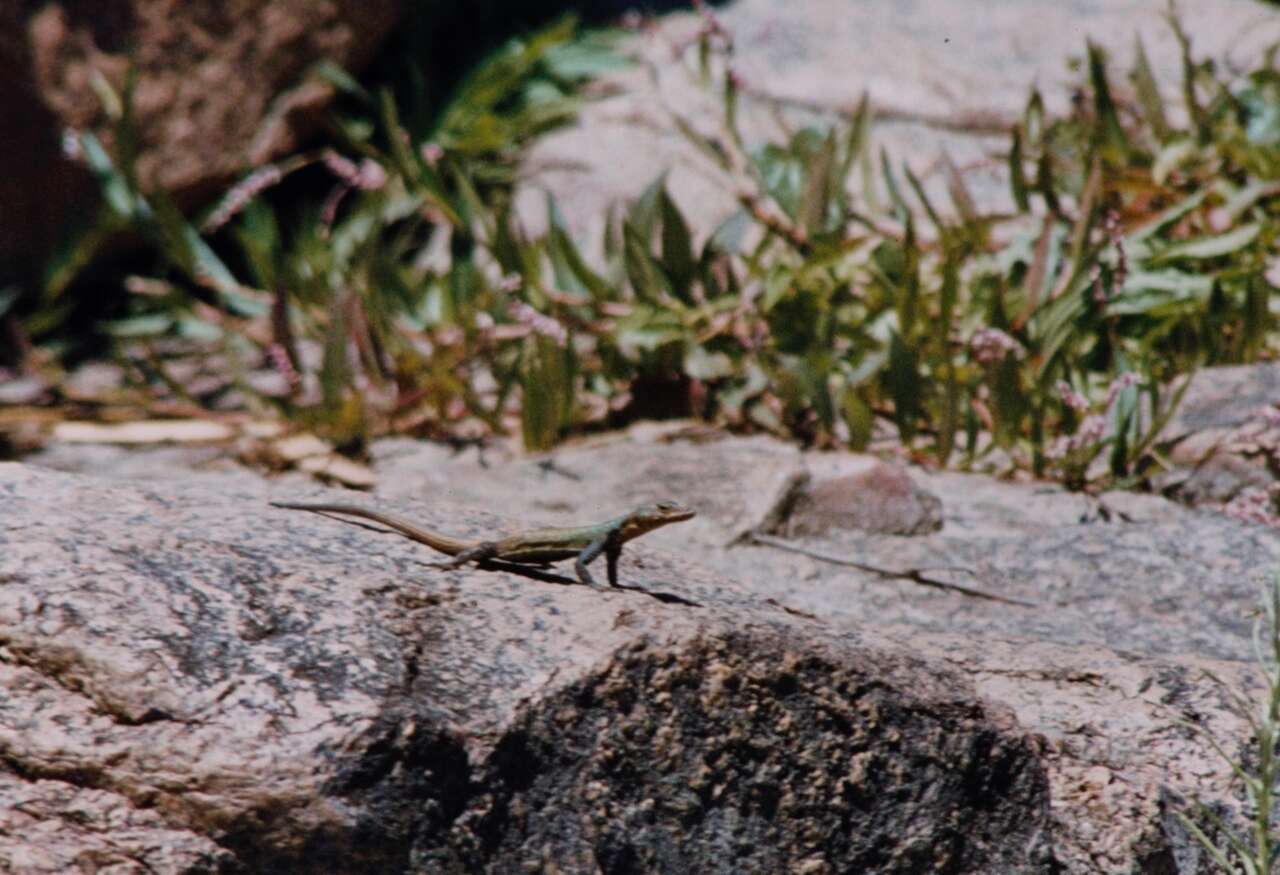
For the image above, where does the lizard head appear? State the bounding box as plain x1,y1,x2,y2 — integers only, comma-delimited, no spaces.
620,499,696,538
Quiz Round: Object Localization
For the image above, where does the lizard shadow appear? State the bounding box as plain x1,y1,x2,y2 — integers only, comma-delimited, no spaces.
466,559,702,607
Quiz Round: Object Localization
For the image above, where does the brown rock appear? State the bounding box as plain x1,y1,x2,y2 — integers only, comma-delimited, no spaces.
1154,364,1280,508
0,462,1055,871
779,460,944,537
2,0,403,280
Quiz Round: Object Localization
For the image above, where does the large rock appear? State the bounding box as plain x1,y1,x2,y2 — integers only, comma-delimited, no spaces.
0,462,1055,872
0,459,1266,872
1130,363,1280,510
2,0,402,283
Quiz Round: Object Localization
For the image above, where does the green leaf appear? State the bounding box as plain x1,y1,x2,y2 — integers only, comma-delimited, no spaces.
0,286,19,319
672,115,731,171
544,29,627,79
320,296,350,410
837,93,871,207
520,334,576,451
544,196,597,289
1131,37,1171,142
1107,270,1214,316
1009,127,1030,213
1029,273,1090,375
938,252,959,339
78,132,139,219
942,152,978,227
105,314,173,337
176,317,225,342
1125,189,1208,245
798,128,837,235
761,264,794,312
612,305,685,352
723,62,740,144
707,209,752,255
234,200,281,290
1024,89,1045,146
629,174,666,242
754,142,804,219
684,345,735,380
1218,180,1280,224
1035,151,1060,216
1087,42,1130,159
379,86,421,179
720,362,769,416
886,331,922,440
1108,377,1139,475
310,60,372,103
1236,71,1280,146
897,216,921,335
1168,12,1208,142
660,189,697,303
1150,223,1262,262
148,192,268,318
1150,137,1197,187
623,220,672,303
905,164,945,236
839,386,873,450
879,148,909,220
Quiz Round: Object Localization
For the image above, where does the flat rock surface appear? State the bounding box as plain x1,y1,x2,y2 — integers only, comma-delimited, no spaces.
364,428,1280,663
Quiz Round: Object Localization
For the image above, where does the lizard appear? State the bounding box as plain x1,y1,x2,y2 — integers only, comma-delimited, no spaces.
270,499,696,589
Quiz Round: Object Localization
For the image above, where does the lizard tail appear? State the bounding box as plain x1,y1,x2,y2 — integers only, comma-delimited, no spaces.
270,502,475,556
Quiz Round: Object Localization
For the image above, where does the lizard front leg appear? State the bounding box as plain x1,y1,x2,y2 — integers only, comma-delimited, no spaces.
574,536,610,589
606,544,622,587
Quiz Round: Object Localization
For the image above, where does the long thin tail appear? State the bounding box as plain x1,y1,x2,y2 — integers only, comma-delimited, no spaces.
270,502,475,556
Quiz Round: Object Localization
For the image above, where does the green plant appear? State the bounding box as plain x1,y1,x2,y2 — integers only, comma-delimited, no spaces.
54,18,622,449
625,7,1280,478
39,7,1280,484
1178,572,1280,873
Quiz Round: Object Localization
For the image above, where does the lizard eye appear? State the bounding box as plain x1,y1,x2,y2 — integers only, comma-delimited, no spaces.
656,500,677,510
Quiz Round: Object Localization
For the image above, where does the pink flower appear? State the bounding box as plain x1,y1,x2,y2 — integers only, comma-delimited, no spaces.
266,343,300,389
1046,414,1107,459
1057,381,1090,413
61,129,83,162
1104,372,1141,408
355,159,386,191
323,150,386,190
203,164,284,232
420,143,444,168
969,327,1024,364
509,302,568,347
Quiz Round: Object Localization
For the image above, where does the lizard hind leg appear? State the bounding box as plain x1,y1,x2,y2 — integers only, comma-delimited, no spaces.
447,542,500,568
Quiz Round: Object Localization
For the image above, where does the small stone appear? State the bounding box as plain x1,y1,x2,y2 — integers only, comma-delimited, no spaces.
782,461,943,537
0,374,49,405
297,453,377,488
270,433,332,463
53,419,234,444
